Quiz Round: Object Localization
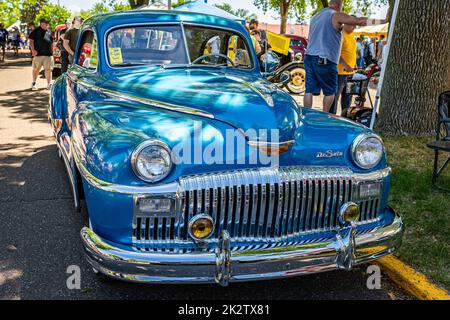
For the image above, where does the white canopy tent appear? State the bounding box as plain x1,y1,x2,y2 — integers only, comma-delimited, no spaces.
6,21,21,31
174,0,246,25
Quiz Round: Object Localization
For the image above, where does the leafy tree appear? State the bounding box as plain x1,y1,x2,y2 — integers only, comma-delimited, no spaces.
172,0,191,8
235,9,258,22
0,0,21,27
35,3,71,29
89,3,111,16
79,1,131,20
214,4,258,22
21,0,48,24
254,0,387,34
128,0,150,9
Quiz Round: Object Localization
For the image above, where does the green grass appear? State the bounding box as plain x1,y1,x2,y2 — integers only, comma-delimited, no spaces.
384,136,450,290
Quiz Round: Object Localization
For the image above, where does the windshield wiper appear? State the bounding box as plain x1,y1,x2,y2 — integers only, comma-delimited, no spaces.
113,62,147,67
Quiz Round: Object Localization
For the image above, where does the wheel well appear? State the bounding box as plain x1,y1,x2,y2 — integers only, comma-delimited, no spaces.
75,165,85,200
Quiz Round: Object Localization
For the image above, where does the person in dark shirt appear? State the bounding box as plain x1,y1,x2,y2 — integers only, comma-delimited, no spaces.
0,23,8,62
58,20,72,73
29,18,53,90
63,16,83,64
249,19,268,43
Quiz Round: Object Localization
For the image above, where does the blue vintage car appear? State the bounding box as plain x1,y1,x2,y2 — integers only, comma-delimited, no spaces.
49,10,404,286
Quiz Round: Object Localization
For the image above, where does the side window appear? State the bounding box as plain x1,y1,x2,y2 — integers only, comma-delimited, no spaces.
77,30,98,71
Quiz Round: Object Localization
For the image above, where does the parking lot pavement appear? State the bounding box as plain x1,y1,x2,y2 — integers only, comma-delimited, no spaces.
0,52,411,300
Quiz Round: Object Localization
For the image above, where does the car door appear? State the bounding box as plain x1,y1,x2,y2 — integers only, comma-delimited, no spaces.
66,29,102,125
65,28,101,157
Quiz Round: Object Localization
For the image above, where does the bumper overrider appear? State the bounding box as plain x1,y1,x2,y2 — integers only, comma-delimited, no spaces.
81,210,403,286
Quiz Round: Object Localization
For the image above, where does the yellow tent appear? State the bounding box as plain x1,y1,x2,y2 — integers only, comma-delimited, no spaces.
355,23,389,37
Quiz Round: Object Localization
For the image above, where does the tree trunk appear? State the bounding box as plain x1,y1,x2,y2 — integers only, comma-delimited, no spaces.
377,0,450,135
320,0,328,8
279,2,289,34
128,0,150,9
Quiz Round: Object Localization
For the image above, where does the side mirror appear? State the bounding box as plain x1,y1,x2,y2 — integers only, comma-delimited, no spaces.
261,52,280,76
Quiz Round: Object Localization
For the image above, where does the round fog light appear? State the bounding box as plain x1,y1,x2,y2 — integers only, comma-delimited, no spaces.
339,202,360,225
189,214,214,241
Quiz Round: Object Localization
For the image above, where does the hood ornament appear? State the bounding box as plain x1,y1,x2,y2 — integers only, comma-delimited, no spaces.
248,140,294,155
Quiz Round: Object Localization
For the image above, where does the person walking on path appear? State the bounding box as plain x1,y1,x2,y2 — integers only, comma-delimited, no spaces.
330,23,358,115
29,18,53,91
62,16,83,65
0,24,8,62
10,27,20,56
303,0,367,113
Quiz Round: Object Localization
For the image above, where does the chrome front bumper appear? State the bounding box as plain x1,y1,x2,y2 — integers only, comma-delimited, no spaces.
81,210,403,286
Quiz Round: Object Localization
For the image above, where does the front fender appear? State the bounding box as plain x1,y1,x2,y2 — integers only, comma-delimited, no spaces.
49,74,68,123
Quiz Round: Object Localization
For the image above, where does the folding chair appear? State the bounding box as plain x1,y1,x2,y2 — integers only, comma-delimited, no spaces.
427,91,450,191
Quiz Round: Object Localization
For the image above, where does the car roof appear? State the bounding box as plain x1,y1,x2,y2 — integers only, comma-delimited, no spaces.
84,10,248,35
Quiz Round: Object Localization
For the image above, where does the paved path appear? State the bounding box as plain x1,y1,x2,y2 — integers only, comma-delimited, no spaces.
0,51,410,300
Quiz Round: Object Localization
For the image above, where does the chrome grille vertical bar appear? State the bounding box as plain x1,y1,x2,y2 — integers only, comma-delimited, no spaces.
311,172,320,230
231,182,241,237
282,178,291,238
237,184,244,239
274,181,283,239
287,180,295,236
242,184,250,238
257,183,266,239
317,171,326,230
218,185,226,236
324,176,332,230
301,173,309,232
329,174,337,229
249,171,260,238
292,172,300,234
266,183,275,237
212,186,219,238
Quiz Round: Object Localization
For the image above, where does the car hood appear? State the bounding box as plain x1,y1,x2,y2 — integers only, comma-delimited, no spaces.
101,68,301,143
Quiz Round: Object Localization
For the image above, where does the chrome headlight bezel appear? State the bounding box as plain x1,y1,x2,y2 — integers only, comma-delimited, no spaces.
351,133,385,170
131,140,173,183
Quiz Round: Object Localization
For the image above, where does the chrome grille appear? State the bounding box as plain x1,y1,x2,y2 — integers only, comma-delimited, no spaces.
133,167,382,246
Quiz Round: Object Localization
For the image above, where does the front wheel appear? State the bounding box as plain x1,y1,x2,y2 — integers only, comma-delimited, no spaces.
286,67,306,95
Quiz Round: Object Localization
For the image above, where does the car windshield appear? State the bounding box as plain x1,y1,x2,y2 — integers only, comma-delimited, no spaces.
106,24,253,69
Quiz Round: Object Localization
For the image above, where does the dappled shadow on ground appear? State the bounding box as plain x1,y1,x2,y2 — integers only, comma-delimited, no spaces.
0,88,50,124
0,50,32,70
0,145,77,300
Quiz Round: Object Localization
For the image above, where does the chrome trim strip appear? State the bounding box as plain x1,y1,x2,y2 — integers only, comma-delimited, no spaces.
74,151,180,195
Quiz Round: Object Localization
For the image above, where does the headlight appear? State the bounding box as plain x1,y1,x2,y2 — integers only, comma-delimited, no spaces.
131,140,173,183
351,133,384,169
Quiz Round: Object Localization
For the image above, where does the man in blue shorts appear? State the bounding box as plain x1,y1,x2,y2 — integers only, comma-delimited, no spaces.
304,0,367,113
